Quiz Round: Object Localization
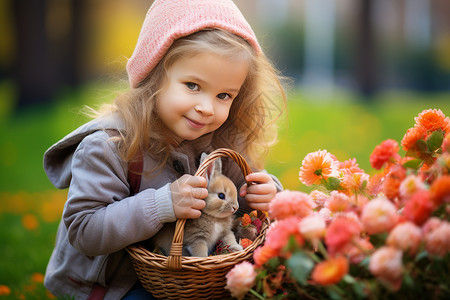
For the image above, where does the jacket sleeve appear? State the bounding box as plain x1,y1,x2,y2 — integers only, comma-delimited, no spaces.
63,131,176,256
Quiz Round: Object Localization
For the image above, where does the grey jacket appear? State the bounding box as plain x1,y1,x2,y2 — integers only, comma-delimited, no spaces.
43,113,281,299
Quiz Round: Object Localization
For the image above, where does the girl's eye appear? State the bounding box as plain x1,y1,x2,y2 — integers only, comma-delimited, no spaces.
218,193,226,200
186,82,199,91
217,93,232,100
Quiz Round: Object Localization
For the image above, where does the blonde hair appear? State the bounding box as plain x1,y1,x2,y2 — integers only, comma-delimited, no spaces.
96,29,286,170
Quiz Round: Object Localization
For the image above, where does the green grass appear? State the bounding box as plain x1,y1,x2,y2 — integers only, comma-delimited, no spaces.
0,81,449,298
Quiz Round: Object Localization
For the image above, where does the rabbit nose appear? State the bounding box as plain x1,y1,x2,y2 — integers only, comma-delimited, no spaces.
232,206,238,213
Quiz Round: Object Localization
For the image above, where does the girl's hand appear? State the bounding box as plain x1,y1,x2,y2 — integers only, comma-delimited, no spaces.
170,175,208,219
239,172,277,211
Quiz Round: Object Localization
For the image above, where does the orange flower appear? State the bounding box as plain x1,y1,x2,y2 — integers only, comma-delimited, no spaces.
241,214,252,226
429,175,450,207
370,139,401,170
240,238,253,249
311,256,349,286
403,190,434,226
22,214,39,230
0,285,11,296
253,245,278,267
31,272,45,283
382,165,406,201
414,108,450,132
367,173,385,196
339,158,365,174
299,150,339,186
401,126,427,151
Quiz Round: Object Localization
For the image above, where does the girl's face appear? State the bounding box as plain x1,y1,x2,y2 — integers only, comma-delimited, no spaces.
157,52,248,143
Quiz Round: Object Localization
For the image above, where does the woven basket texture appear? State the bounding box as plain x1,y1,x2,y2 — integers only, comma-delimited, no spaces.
126,148,269,299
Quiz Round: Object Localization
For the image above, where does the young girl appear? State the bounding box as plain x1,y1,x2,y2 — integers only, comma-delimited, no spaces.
43,0,286,299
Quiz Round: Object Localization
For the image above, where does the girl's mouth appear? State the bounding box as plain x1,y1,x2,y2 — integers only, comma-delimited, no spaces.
185,117,206,129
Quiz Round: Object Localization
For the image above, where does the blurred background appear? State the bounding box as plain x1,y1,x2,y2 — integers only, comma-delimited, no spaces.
0,0,449,298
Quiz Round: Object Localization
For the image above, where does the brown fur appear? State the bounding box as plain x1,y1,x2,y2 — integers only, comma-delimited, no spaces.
150,156,243,257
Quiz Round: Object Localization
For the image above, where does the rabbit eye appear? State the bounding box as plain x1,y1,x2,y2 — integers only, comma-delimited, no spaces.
218,193,226,200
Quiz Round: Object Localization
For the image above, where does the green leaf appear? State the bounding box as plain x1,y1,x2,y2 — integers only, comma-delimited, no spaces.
286,251,314,286
402,159,423,170
415,139,428,152
426,131,444,152
325,177,342,191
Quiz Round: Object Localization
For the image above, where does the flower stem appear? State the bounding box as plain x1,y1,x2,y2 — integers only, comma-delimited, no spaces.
249,288,265,300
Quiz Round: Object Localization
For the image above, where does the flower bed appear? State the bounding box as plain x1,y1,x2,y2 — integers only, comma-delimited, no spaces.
226,109,450,299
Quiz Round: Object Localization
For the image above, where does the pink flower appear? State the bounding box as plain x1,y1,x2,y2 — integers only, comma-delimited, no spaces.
317,207,333,223
325,215,362,255
399,175,426,202
309,190,329,208
369,246,403,291
299,150,339,186
326,191,351,213
343,237,374,264
370,139,401,170
265,217,304,252
386,222,422,256
361,197,399,235
403,190,434,226
226,261,256,299
269,190,315,220
341,172,370,193
298,215,326,246
423,219,450,257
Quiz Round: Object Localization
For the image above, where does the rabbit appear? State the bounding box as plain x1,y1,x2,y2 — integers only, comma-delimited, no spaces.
150,154,243,257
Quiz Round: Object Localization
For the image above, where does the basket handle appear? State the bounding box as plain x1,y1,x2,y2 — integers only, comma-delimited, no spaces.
166,148,253,270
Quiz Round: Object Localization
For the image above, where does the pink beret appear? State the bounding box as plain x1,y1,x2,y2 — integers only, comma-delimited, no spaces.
126,0,261,88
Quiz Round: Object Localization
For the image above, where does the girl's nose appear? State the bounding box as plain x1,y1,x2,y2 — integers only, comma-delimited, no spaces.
194,97,214,116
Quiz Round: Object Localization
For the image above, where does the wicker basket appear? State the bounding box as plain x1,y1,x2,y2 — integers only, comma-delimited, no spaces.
126,148,270,299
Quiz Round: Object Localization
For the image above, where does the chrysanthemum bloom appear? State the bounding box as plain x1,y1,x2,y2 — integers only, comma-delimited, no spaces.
370,139,401,170
343,237,374,264
265,217,304,252
311,256,349,286
401,125,428,151
399,174,426,202
403,190,434,226
0,285,11,296
269,190,315,220
423,219,450,257
299,215,326,247
369,246,403,291
429,174,450,208
340,158,365,175
361,197,399,235
325,215,362,255
226,261,256,299
318,207,333,223
414,108,450,132
366,173,385,197
386,222,422,256
299,150,339,186
253,244,278,267
341,172,370,195
309,190,329,208
382,164,407,201
326,191,351,213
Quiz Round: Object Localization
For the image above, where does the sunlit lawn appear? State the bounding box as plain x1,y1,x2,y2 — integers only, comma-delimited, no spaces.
0,80,449,299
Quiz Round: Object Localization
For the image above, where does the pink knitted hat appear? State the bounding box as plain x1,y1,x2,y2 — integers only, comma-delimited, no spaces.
126,0,261,88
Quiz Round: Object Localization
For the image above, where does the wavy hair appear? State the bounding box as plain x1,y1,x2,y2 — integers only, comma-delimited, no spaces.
96,29,286,171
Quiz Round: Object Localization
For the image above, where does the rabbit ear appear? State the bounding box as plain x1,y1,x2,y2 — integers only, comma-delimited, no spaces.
206,157,222,182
